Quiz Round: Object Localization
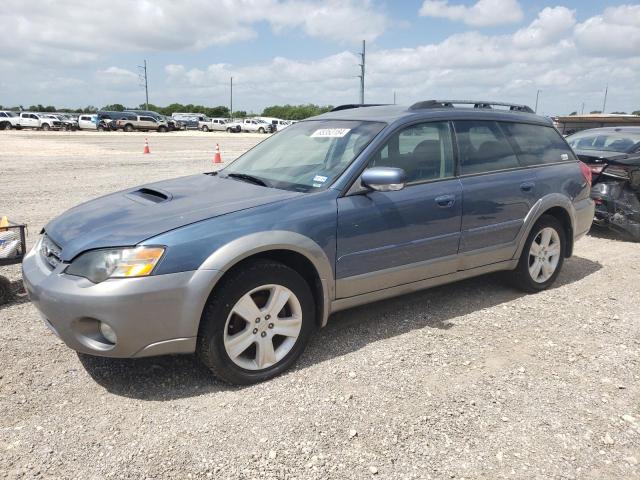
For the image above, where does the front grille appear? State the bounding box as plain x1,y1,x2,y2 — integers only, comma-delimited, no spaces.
40,234,62,269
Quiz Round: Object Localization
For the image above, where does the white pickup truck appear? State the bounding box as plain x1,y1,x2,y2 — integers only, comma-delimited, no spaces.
0,111,20,130
227,118,273,133
16,112,62,131
199,117,228,132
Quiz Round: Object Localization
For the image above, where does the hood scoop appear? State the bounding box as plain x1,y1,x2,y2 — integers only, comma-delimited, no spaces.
125,188,172,205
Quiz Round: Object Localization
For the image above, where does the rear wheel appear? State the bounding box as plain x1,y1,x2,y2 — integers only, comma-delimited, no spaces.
0,276,12,305
202,125,209,132
510,215,565,292
124,124,134,132
197,260,315,385
258,127,265,133
41,123,50,131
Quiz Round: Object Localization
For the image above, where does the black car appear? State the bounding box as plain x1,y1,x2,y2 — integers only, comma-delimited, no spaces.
567,127,640,239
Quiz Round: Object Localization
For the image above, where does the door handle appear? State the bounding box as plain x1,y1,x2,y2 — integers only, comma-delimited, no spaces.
435,194,456,208
520,181,535,192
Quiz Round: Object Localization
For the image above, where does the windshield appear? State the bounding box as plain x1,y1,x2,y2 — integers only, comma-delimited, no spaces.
567,130,640,153
222,120,385,192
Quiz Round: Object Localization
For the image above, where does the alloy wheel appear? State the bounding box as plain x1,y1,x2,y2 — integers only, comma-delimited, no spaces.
528,227,561,283
223,284,302,370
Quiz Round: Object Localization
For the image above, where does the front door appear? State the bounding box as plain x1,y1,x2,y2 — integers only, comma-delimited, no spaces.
336,121,462,298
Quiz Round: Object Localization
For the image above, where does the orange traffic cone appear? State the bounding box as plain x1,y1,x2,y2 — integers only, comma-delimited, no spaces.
213,143,222,164
143,138,150,154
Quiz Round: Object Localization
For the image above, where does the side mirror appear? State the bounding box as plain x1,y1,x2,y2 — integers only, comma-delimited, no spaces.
361,167,407,192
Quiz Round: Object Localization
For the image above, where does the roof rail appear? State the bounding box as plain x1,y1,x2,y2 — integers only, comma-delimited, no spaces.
330,103,390,112
409,100,534,114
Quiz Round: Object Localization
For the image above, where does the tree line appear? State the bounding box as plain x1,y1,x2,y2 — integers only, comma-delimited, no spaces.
0,103,335,120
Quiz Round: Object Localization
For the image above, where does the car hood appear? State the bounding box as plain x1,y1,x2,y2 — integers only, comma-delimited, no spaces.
45,174,303,261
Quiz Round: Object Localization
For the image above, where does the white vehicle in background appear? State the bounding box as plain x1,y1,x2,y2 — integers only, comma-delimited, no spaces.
16,112,62,131
231,118,273,133
257,117,291,131
44,114,78,131
0,111,20,130
78,114,98,130
199,117,227,132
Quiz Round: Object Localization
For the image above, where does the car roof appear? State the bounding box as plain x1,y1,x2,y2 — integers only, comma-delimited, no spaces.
311,104,552,126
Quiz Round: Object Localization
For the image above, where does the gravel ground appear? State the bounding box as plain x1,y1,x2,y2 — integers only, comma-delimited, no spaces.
1,131,639,479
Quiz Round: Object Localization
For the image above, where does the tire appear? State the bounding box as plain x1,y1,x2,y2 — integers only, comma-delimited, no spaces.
197,259,315,385
97,125,105,131
124,124,134,132
509,214,566,292
0,276,12,305
226,128,232,133
258,127,265,133
202,125,209,132
158,126,167,133
41,123,50,131
1,121,10,130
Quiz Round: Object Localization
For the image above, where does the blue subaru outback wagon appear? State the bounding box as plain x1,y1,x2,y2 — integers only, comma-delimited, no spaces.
23,100,595,384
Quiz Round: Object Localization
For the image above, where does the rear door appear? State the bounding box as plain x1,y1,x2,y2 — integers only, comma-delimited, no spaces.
336,121,462,298
454,120,536,269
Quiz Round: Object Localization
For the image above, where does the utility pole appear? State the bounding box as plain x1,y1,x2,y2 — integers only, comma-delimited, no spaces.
602,84,608,114
393,91,396,105
230,77,233,120
138,59,149,110
357,40,365,104
581,102,585,115
534,89,541,113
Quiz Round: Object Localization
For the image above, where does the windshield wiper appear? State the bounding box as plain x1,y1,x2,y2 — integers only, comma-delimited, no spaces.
226,173,269,187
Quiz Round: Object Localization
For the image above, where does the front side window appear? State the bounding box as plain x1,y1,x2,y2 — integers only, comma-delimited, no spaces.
368,122,455,183
454,120,519,175
502,123,575,166
222,120,385,192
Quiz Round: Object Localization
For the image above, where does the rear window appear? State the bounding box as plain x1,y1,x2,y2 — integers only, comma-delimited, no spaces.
502,123,574,166
454,121,520,175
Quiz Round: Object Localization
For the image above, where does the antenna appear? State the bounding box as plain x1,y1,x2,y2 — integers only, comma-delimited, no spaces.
137,60,149,110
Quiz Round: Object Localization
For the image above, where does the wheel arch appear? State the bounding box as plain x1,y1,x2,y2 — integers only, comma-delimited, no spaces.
514,194,577,260
198,231,334,328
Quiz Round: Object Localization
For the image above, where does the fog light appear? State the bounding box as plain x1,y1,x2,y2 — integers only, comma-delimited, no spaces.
99,322,117,344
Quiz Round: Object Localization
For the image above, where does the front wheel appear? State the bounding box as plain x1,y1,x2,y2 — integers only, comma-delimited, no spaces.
509,215,565,292
158,126,167,133
258,127,265,133
41,123,50,131
197,260,315,385
202,125,209,132
1,121,11,130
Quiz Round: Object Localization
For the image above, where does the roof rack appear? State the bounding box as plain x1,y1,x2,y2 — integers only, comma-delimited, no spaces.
330,104,390,112
409,100,534,114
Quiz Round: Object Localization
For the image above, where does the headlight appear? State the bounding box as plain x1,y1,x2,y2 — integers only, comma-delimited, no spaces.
65,246,165,283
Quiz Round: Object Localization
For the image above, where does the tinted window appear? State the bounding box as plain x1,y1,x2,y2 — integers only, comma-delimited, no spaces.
502,123,574,166
369,122,455,183
140,116,155,122
454,120,519,175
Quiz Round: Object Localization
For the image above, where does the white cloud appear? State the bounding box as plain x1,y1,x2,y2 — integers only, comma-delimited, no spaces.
513,7,575,48
0,0,387,67
419,0,523,27
574,4,640,57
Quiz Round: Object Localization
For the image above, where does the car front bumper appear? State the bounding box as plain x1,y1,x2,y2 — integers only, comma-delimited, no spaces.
22,246,219,358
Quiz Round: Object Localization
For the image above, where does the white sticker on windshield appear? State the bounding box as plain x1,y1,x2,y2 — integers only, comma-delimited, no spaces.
311,128,351,138
560,153,569,161
313,175,328,183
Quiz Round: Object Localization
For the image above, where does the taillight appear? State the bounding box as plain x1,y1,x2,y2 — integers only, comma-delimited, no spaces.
579,161,592,186
589,165,604,174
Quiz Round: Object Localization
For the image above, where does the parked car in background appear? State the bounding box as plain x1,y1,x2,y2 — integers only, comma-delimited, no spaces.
44,114,78,131
232,118,273,133
257,117,291,131
0,111,20,130
224,120,243,133
124,110,178,130
567,127,640,240
15,112,63,131
78,114,99,130
199,117,227,132
117,115,169,132
97,111,137,131
23,100,594,385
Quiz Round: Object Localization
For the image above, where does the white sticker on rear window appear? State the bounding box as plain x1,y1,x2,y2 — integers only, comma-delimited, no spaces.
311,128,351,138
313,175,328,183
560,153,569,161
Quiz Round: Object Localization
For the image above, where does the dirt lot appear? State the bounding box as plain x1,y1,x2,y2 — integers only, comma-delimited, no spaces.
1,131,639,479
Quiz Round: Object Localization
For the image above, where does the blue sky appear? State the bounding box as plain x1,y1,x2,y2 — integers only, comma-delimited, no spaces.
1,0,639,114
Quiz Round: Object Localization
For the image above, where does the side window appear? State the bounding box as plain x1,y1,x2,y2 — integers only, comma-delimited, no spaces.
368,122,455,183
453,120,519,175
502,123,574,166
0,112,6,118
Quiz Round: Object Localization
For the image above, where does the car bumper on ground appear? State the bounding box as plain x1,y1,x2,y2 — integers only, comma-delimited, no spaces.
22,245,218,358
